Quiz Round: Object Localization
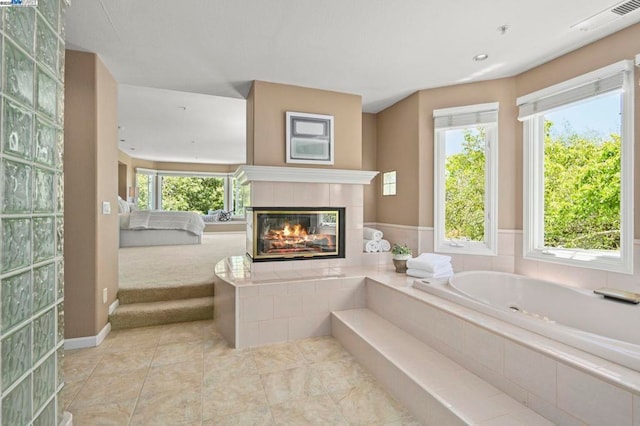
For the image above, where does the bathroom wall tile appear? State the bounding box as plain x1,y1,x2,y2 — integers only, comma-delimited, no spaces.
2,159,32,213
1,218,31,273
492,255,515,273
288,313,331,340
557,363,632,425
3,99,33,159
33,308,55,362
34,117,56,167
2,270,32,331
33,167,55,212
461,255,493,271
4,40,34,106
464,324,504,374
273,293,303,318
259,282,287,297
36,67,57,120
302,290,330,314
504,340,556,403
33,353,55,414
259,318,289,345
497,231,516,256
1,324,31,390
33,216,55,262
240,295,273,323
36,15,57,74
2,375,32,426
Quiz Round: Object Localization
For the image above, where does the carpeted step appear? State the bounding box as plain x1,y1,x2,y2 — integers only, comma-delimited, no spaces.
109,297,214,330
117,282,214,304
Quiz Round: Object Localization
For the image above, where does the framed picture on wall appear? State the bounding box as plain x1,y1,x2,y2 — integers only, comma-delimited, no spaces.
286,111,334,165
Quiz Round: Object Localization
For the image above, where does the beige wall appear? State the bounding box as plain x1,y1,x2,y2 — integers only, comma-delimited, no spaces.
64,50,119,338
362,113,378,223
247,80,363,169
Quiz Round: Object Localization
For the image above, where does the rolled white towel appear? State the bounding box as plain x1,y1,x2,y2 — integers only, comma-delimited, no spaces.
406,266,453,279
363,227,383,241
406,253,452,272
378,239,391,252
363,239,380,253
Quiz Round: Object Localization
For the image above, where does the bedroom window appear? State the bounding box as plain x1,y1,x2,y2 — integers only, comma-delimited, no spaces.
433,102,498,256
518,60,634,274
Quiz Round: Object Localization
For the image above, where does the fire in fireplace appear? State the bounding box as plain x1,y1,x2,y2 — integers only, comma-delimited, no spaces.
247,207,345,261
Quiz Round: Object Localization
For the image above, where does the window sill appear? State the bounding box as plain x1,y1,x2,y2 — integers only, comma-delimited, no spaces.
525,248,632,275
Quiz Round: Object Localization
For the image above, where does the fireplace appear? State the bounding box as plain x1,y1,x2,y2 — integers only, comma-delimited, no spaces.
247,207,345,262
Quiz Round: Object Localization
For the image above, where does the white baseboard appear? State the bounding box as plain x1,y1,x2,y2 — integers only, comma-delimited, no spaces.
64,322,111,350
109,299,119,315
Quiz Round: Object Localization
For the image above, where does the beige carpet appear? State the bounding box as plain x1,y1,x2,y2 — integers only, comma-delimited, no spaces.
118,232,245,290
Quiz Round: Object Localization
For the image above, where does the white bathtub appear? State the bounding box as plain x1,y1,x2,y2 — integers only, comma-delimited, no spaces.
413,270,640,372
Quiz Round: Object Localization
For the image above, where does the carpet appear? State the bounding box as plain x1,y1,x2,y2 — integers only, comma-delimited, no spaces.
118,232,246,290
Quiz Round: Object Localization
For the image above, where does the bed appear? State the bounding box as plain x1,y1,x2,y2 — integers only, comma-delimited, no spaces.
118,209,205,248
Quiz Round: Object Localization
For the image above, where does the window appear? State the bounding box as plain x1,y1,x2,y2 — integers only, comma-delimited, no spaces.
382,171,396,196
518,60,634,274
433,102,498,255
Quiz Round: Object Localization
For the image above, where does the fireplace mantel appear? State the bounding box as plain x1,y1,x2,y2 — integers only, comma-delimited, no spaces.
234,165,378,185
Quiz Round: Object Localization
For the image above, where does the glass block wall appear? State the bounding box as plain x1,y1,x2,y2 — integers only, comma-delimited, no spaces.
0,0,67,424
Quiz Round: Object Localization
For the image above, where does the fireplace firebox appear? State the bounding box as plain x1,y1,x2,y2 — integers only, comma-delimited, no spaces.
247,207,345,262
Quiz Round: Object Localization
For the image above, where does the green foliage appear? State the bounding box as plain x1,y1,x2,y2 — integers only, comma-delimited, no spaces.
392,243,412,255
444,129,486,241
161,176,224,214
136,174,150,209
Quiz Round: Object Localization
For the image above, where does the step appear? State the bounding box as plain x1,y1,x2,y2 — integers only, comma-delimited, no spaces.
331,308,551,426
117,283,214,304
109,296,214,330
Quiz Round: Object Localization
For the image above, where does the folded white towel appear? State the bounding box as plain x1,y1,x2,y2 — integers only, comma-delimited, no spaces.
378,239,391,252
363,227,383,241
406,253,452,272
363,239,380,253
406,266,453,279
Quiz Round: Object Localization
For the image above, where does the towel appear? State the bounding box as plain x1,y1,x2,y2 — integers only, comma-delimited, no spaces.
363,239,380,253
406,253,452,272
378,239,391,252
363,227,383,241
406,266,453,279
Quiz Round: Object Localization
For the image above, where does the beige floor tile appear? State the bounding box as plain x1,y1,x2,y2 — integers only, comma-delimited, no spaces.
158,320,207,345
203,405,275,426
330,382,407,424
203,351,257,380
311,356,376,393
63,356,100,382
141,361,202,398
383,415,423,426
270,394,348,426
69,400,136,426
295,336,351,363
251,342,306,374
60,378,84,410
203,335,241,356
261,365,326,405
105,326,164,352
70,367,147,409
202,373,268,419
152,340,204,367
92,348,156,376
131,388,202,426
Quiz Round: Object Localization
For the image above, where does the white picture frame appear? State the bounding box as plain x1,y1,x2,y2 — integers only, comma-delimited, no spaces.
286,111,334,165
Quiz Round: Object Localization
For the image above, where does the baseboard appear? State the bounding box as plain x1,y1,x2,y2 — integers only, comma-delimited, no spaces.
59,411,73,426
64,322,111,350
365,222,433,231
109,299,119,315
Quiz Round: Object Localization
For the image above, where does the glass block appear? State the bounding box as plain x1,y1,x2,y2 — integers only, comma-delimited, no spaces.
1,270,32,332
34,117,56,167
34,398,55,426
56,260,63,300
33,353,55,414
33,217,55,263
56,302,63,343
1,218,31,273
33,167,55,213
59,0,66,39
1,324,31,390
37,68,57,120
5,6,36,54
2,375,31,426
33,308,55,362
57,37,64,83
4,41,34,107
56,81,64,125
56,345,63,386
37,0,58,35
55,216,63,255
36,15,57,75
3,99,33,159
56,172,63,212
1,159,32,213
33,263,55,314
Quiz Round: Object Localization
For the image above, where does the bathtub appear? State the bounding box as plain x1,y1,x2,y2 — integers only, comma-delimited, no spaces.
413,270,640,372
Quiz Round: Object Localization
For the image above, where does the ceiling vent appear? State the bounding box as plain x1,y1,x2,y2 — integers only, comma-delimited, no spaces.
572,0,640,31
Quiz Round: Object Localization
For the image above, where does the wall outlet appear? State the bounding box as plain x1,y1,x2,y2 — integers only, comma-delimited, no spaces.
103,288,108,304
102,201,111,215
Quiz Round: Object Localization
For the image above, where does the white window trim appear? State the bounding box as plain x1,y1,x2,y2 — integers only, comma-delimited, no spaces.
382,170,397,196
519,60,634,274
433,102,499,256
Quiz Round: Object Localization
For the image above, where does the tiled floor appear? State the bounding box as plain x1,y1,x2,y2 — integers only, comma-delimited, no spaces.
63,320,421,425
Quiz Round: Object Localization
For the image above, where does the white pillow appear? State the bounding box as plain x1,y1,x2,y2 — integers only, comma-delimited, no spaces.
117,197,129,214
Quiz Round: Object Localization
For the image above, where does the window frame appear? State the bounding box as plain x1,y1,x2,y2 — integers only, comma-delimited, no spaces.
382,170,397,196
518,60,635,274
433,102,499,256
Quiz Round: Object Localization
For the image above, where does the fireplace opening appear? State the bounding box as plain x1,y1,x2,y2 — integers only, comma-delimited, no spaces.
247,207,345,261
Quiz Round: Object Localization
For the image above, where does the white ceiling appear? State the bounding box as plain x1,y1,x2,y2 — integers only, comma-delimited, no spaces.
65,0,640,164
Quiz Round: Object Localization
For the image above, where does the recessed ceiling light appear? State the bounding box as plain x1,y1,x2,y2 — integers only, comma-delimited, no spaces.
129,147,136,151
178,106,187,111
498,25,509,35
119,139,126,142
473,53,489,61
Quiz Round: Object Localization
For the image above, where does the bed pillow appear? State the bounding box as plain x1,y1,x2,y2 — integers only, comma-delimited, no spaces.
117,197,129,214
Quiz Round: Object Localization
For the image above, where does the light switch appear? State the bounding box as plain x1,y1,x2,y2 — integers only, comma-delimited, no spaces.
102,201,111,215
